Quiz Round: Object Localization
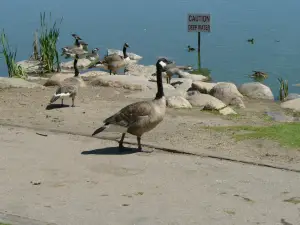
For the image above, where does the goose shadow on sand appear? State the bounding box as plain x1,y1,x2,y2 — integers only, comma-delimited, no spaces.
46,104,71,110
81,147,140,155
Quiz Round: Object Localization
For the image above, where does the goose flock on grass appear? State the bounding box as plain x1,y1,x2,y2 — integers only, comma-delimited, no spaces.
48,33,175,153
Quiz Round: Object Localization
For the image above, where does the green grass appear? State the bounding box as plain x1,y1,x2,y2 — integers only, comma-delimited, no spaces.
38,12,62,73
210,123,300,148
0,223,11,225
0,30,27,79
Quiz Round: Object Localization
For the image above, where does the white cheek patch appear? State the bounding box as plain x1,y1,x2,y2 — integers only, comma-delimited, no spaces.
159,61,167,68
55,93,71,97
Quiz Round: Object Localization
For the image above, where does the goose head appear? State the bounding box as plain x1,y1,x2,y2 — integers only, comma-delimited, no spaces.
72,34,82,40
156,58,173,72
124,42,130,48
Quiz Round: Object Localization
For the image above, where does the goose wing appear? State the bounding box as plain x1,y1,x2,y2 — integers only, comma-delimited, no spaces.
103,53,123,62
104,101,153,128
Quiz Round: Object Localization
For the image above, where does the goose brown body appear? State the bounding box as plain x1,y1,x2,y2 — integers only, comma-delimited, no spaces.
92,58,172,152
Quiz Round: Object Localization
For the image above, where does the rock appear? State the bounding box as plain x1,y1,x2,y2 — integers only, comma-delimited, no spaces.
281,98,300,112
186,93,237,115
238,82,274,100
171,79,192,97
90,75,152,90
285,93,300,101
44,73,86,87
192,81,217,94
60,58,93,70
187,90,201,97
0,77,45,89
80,71,109,81
209,82,245,108
107,49,143,61
219,107,237,115
125,64,156,77
16,60,44,74
177,73,209,82
167,96,192,109
27,76,48,82
187,92,225,110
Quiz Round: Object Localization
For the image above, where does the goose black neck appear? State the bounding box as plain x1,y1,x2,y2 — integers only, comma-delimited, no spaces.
74,58,79,77
123,46,128,58
155,68,164,99
75,39,80,47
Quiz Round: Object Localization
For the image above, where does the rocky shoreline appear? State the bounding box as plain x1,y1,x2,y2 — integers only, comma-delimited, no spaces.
3,57,300,118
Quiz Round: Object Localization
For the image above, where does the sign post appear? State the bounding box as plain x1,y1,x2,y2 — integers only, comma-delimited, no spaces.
187,13,211,71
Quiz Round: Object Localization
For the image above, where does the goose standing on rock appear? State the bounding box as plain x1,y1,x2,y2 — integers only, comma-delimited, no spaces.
92,58,173,153
85,48,100,62
61,34,88,57
89,43,130,75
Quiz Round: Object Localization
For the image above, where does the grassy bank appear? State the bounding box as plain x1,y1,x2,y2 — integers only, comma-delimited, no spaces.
210,123,300,148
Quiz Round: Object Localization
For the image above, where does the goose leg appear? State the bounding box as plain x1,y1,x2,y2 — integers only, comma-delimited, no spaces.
71,96,75,107
119,133,126,149
61,99,64,106
137,136,153,153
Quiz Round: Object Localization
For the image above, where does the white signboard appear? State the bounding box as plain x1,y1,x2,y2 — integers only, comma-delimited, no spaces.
187,13,211,32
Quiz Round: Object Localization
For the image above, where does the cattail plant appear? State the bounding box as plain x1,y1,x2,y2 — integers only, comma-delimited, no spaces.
0,30,27,79
39,12,62,73
278,77,289,101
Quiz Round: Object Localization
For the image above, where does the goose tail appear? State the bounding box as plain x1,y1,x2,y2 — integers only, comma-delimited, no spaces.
50,95,60,104
50,92,71,104
92,123,109,136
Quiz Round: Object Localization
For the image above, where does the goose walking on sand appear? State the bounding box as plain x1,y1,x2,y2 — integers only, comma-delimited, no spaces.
91,58,173,153
48,59,82,107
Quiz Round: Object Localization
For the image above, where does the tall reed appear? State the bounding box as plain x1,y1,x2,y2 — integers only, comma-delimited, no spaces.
278,77,289,101
0,30,27,79
39,12,62,73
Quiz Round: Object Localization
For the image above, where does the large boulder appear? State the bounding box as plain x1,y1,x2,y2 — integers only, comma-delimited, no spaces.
60,59,93,70
0,77,45,89
80,71,109,81
186,92,237,115
16,59,44,74
192,81,217,94
209,82,245,108
107,49,143,61
125,64,156,77
43,73,86,87
171,79,192,97
238,82,274,100
167,96,192,109
90,75,152,91
281,98,300,112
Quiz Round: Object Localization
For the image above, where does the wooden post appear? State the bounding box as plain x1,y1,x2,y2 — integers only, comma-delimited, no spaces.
197,32,201,71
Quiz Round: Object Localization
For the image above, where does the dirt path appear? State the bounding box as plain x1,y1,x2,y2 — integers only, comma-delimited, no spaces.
0,87,299,170
0,125,299,225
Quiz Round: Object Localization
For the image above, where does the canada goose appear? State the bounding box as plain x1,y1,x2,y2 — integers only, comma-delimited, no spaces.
97,42,130,74
48,73,80,107
61,34,88,56
92,58,173,153
187,45,195,52
85,48,100,62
